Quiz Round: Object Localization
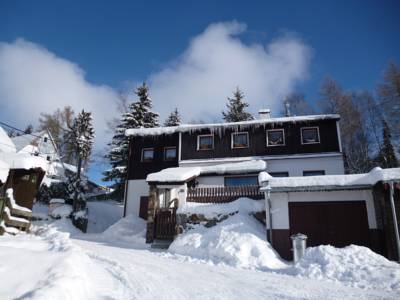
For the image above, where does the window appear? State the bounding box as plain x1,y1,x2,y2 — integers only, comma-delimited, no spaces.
303,170,325,176
301,127,320,144
269,172,289,177
232,132,249,148
267,129,285,147
43,137,48,143
197,134,214,150
164,147,177,161
225,175,258,186
141,148,154,162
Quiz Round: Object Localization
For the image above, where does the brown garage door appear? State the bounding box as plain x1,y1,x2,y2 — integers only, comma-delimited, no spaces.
289,201,370,248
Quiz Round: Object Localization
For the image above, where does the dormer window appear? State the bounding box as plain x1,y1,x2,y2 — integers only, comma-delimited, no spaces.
266,129,285,147
301,127,320,144
232,132,249,149
197,134,214,151
142,148,154,162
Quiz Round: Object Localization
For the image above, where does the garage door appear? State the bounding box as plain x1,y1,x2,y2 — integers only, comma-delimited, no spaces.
289,201,370,248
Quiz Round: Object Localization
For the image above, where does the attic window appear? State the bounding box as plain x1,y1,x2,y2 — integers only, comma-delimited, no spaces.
232,132,249,149
141,148,154,162
197,134,214,151
301,127,320,144
266,129,285,146
43,137,48,143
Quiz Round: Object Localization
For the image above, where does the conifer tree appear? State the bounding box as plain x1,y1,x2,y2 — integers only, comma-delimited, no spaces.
103,83,159,199
222,87,253,122
376,120,398,168
164,108,181,126
65,110,94,212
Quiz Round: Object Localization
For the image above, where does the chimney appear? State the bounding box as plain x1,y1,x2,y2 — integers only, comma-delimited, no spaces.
258,108,271,119
284,102,291,117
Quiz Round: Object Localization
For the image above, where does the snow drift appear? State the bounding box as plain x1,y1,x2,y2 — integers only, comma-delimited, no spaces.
289,245,400,292
170,198,287,270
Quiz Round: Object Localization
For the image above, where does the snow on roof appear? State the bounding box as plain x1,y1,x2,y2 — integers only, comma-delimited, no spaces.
0,159,10,183
126,114,340,137
11,131,45,152
147,160,267,183
260,167,400,192
0,126,17,153
0,152,49,171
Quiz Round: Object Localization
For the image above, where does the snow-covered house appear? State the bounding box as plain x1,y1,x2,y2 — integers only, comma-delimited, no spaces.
0,127,48,210
124,113,344,217
11,130,67,185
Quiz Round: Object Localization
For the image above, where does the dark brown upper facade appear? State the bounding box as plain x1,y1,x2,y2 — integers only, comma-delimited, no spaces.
127,116,341,180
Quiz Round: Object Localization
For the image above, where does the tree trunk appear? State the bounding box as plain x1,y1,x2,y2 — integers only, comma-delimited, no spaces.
73,156,82,212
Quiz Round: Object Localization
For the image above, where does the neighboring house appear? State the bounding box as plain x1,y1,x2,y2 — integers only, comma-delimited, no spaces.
11,131,109,197
0,127,48,208
11,130,65,185
123,111,400,261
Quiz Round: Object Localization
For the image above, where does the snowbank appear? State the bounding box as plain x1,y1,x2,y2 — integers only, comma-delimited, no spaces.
288,245,400,292
86,201,124,233
178,197,264,218
0,159,10,183
170,198,285,271
0,222,95,299
49,204,73,218
99,214,147,245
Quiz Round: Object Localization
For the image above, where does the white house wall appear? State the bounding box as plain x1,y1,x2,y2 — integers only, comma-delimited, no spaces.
270,189,377,230
125,179,149,216
266,155,344,176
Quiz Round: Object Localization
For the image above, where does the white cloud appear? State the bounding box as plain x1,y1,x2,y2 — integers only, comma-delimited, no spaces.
148,21,312,121
0,39,119,148
0,21,311,153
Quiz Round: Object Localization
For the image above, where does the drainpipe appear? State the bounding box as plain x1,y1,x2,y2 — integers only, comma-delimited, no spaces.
263,181,273,245
389,181,400,262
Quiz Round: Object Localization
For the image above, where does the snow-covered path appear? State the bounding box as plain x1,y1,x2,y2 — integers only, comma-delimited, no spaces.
73,238,396,300
1,216,399,299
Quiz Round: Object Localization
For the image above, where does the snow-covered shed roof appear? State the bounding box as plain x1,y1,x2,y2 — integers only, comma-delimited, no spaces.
0,152,49,172
126,114,340,137
147,160,267,183
259,167,400,192
0,126,17,153
0,159,10,183
11,131,46,152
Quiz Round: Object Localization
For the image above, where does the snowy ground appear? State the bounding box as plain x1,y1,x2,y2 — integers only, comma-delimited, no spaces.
1,200,400,299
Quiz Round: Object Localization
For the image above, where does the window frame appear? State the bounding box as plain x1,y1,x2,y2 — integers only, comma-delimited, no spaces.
300,126,321,145
197,134,214,151
266,129,285,147
141,147,155,162
164,146,177,161
269,171,289,177
231,132,249,149
303,170,325,176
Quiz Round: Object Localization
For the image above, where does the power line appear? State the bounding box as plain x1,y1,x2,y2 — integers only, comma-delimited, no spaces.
0,121,42,138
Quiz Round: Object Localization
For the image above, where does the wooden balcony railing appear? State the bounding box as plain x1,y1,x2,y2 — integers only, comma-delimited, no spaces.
187,185,263,203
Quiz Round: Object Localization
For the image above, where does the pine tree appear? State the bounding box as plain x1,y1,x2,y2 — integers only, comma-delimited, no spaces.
164,108,181,126
36,184,52,204
222,87,253,122
379,61,400,152
103,83,159,199
376,120,398,168
65,110,94,212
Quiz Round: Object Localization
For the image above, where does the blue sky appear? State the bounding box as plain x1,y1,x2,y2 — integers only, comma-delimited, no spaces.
1,0,400,184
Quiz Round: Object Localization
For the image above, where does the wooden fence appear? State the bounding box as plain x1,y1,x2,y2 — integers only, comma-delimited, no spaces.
187,185,263,203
